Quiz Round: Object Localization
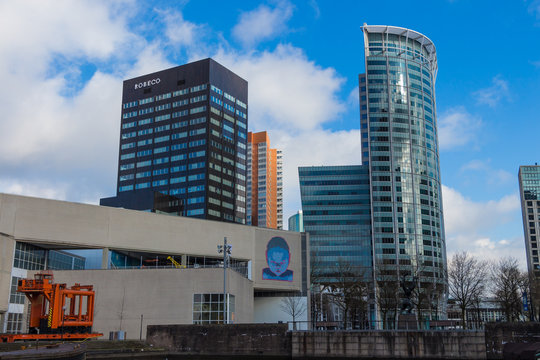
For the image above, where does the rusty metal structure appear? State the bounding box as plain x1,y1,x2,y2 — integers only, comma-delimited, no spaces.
0,272,102,342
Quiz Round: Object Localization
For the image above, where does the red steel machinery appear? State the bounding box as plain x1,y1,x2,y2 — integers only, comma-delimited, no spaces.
0,272,102,342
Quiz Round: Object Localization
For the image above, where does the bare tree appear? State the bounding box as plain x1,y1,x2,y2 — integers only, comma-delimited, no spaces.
280,296,307,329
491,257,525,322
375,263,400,329
448,252,488,328
309,259,328,325
326,259,370,329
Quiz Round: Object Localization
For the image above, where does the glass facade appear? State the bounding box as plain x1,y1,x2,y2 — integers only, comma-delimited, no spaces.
360,25,446,304
13,242,85,270
519,165,540,277
299,165,372,283
288,211,304,232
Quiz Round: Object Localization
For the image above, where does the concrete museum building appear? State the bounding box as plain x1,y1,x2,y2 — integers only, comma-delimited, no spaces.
0,193,309,338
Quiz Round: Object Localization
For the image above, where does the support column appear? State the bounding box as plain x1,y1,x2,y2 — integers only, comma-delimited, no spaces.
181,254,187,267
101,248,109,269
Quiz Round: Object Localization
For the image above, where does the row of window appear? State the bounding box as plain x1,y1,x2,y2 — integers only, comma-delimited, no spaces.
120,174,205,192
122,104,207,120
123,84,207,109
122,126,207,140
211,85,246,109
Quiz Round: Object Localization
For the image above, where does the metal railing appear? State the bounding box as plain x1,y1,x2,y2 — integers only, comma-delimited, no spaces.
61,263,249,278
285,319,484,332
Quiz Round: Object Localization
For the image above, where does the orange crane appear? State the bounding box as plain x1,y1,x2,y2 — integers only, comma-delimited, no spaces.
0,272,102,343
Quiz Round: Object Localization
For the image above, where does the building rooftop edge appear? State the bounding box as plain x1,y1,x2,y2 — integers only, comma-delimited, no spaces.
361,24,436,55
0,192,292,234
122,57,247,84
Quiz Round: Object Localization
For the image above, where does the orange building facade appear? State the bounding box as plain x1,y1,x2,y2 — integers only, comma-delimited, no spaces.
247,131,283,229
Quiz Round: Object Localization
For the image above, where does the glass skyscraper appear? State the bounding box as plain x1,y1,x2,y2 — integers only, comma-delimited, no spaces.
288,211,304,232
360,25,446,291
299,25,448,323
519,165,540,278
299,166,372,283
519,165,540,319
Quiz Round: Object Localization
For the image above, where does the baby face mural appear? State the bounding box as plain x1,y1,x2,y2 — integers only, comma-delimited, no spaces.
262,236,293,281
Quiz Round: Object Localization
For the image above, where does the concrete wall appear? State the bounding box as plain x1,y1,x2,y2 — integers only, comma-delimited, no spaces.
0,234,15,314
147,323,291,356
254,296,308,330
0,193,305,313
146,325,486,359
292,331,486,359
46,267,253,340
485,322,540,359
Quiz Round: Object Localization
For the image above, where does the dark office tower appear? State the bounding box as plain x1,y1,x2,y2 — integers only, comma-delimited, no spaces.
100,59,248,224
360,25,447,309
519,165,540,317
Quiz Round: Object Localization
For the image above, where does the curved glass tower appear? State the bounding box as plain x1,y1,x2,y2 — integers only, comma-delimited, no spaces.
360,25,447,316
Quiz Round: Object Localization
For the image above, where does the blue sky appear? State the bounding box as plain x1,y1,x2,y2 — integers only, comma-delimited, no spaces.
0,0,539,266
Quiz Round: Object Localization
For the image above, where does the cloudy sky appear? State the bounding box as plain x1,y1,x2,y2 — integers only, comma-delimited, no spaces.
1,0,539,266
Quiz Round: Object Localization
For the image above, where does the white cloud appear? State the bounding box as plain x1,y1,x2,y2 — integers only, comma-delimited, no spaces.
215,44,346,132
124,42,176,79
232,1,294,47
160,9,201,47
0,1,132,74
0,179,68,201
472,75,510,107
309,0,321,18
437,107,482,150
347,86,360,108
442,185,526,268
459,159,513,186
443,185,519,235
0,0,169,203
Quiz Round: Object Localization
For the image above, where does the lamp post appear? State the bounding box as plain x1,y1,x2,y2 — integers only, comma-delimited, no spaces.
217,237,232,324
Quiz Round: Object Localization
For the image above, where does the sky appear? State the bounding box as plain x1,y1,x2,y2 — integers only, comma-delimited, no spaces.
0,0,539,267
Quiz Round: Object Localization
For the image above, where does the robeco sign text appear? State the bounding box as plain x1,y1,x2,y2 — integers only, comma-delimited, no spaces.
134,78,160,89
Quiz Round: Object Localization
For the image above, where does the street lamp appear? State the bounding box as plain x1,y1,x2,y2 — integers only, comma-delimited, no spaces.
217,237,232,324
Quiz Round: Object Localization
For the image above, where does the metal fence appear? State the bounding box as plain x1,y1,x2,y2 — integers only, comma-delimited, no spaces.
285,319,484,331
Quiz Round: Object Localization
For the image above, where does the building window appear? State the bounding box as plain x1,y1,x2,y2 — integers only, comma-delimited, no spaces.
13,242,46,270
135,183,150,189
10,277,24,304
173,89,189,97
190,84,207,93
192,294,235,324
190,95,207,103
187,208,204,216
155,103,171,112
155,114,171,122
170,188,186,195
211,85,222,95
155,92,172,101
6,313,24,334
